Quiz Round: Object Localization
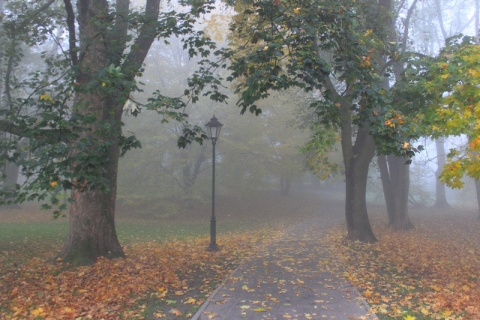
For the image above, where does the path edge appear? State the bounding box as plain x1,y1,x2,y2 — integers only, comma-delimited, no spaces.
191,264,242,320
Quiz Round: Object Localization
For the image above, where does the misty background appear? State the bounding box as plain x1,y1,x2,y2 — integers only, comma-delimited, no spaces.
113,0,480,221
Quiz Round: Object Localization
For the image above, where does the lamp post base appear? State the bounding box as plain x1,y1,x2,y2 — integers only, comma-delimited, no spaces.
207,216,219,251
207,244,219,251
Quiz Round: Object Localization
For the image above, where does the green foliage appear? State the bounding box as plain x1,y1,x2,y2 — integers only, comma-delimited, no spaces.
0,0,228,213
300,123,339,180
214,0,424,174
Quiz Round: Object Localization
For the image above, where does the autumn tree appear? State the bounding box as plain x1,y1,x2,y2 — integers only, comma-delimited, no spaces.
0,0,224,265
372,0,418,230
409,0,479,209
423,36,480,218
223,0,418,242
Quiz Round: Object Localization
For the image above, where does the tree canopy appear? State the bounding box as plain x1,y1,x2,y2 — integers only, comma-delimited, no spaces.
423,36,480,188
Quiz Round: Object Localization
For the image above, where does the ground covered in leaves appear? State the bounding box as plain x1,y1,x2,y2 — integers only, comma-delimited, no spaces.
1,195,479,320
0,192,314,319
0,229,284,319
326,206,480,320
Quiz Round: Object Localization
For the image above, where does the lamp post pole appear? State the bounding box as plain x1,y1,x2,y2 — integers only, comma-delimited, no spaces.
208,136,219,251
205,115,222,252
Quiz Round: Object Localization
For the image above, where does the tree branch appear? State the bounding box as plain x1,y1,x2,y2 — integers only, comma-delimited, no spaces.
63,0,78,65
401,0,419,52
109,0,130,64
123,0,160,78
0,120,76,144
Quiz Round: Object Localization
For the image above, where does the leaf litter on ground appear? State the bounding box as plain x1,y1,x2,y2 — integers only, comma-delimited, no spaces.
0,228,285,319
2,197,479,320
324,208,480,320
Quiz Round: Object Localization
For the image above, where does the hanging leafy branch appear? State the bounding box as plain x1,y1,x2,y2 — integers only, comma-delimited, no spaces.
422,35,480,188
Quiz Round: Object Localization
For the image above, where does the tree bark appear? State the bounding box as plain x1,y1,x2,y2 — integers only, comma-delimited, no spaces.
378,155,395,224
374,0,414,231
340,102,377,243
378,155,413,230
60,162,124,265
58,0,160,264
434,138,450,208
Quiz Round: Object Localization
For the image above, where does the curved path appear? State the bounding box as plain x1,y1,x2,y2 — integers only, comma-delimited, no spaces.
192,199,378,320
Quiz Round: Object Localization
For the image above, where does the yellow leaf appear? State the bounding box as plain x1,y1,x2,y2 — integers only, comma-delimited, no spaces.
31,308,45,316
443,310,453,317
363,289,373,298
293,7,301,14
39,93,54,103
403,315,416,320
50,181,58,188
154,312,166,317
185,298,196,304
253,307,266,312
420,307,429,315
170,308,183,316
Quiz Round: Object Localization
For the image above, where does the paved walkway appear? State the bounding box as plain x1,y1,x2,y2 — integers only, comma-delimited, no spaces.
192,203,378,320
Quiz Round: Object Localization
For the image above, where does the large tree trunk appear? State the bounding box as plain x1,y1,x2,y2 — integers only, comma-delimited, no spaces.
59,123,124,265
373,0,413,231
378,155,395,224
58,0,160,264
340,102,377,242
434,138,450,208
378,155,413,230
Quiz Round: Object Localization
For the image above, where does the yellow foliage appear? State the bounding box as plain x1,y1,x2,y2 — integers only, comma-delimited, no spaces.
39,94,54,103
428,43,480,188
384,119,395,128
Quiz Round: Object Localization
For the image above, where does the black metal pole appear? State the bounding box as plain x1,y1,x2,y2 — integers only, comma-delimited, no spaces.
207,138,219,251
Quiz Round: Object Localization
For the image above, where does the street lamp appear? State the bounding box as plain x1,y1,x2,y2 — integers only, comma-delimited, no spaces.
205,115,223,251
